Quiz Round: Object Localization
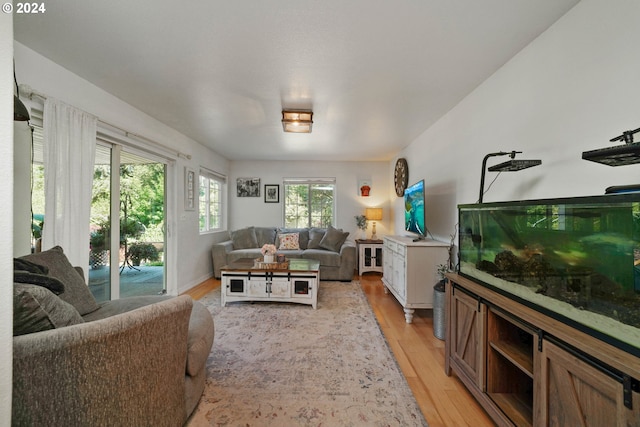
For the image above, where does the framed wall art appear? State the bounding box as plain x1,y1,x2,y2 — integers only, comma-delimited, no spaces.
185,167,196,210
264,184,279,203
236,177,261,197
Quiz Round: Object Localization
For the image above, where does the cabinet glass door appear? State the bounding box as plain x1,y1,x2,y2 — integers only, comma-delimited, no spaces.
373,247,383,267
228,278,246,294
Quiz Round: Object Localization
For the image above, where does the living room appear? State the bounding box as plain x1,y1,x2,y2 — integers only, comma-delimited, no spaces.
3,0,640,425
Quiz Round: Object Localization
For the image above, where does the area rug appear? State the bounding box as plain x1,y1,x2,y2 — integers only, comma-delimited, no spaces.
186,281,428,427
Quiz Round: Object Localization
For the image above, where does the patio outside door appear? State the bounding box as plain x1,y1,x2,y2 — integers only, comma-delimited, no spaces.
88,144,166,302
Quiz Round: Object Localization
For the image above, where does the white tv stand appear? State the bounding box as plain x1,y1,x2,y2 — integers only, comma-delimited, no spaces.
382,235,449,323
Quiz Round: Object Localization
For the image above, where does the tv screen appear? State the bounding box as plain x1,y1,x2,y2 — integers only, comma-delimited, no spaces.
404,180,426,237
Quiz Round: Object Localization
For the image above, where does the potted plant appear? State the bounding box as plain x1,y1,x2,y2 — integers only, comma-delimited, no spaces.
127,242,160,266
433,230,456,340
354,215,367,240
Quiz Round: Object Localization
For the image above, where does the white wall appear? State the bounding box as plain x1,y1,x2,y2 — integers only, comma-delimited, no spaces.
394,0,640,253
1,12,13,426
13,42,230,294
229,160,391,238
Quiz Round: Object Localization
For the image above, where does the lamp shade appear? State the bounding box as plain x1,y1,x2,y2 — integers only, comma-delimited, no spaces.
282,109,313,133
365,208,383,221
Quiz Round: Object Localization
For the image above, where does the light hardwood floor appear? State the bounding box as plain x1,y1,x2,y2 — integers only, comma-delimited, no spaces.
184,273,495,427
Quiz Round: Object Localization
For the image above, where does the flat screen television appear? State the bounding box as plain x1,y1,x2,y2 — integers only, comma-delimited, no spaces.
404,180,426,240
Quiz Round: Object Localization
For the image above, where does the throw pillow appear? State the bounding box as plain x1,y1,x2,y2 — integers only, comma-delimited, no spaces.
319,225,350,252
278,233,300,250
13,283,84,336
19,246,101,316
307,228,326,249
230,227,258,249
278,228,309,249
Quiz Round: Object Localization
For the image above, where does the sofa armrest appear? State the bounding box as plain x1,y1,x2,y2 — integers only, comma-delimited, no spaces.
13,295,193,426
212,240,234,279
339,239,356,255
335,240,357,279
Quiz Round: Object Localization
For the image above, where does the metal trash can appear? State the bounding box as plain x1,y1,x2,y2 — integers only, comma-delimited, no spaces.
433,280,446,340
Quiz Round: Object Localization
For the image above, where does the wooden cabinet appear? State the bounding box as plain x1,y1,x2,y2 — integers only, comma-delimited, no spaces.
356,239,383,275
381,235,448,323
446,273,640,427
486,308,534,427
449,286,486,389
537,338,636,427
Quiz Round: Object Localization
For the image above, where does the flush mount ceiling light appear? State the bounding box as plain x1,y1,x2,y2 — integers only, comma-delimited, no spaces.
282,110,313,133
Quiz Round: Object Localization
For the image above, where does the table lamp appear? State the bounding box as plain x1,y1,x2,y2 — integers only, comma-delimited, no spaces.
365,208,383,240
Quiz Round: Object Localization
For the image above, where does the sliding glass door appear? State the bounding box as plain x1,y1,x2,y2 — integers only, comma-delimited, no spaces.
88,144,166,302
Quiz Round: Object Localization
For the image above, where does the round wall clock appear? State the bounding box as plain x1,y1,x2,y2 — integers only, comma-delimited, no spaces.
394,158,409,197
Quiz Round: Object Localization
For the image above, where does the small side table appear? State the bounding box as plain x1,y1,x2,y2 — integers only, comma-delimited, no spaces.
356,239,383,275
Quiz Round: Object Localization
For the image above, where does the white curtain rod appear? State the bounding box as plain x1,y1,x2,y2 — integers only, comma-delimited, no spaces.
20,84,192,160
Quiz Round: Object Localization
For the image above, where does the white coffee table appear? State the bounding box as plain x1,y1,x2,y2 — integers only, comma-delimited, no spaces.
220,258,321,309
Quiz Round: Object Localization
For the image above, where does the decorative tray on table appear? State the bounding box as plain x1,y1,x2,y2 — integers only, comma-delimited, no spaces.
253,258,289,270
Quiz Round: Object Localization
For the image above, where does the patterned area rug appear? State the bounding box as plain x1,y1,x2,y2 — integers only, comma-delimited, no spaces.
186,281,428,427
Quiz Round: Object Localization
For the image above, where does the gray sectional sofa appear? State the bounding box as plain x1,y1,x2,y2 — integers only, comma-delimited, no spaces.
211,226,356,281
12,246,214,426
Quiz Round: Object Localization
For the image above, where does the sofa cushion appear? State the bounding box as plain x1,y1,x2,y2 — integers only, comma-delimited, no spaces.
254,227,277,247
230,227,258,249
319,225,350,253
20,246,101,316
13,283,84,336
82,295,172,322
277,250,305,259
307,228,326,249
302,249,342,267
277,228,309,249
278,233,300,250
227,249,262,263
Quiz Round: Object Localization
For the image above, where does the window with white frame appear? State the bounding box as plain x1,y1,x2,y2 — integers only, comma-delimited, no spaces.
283,178,336,228
199,170,225,232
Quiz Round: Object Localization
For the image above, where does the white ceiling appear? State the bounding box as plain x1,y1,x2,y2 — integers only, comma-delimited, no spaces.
14,0,579,161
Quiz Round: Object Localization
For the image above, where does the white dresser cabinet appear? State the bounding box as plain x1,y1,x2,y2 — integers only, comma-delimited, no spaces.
382,235,449,323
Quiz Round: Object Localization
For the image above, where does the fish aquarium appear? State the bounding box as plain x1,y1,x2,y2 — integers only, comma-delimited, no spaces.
458,194,640,357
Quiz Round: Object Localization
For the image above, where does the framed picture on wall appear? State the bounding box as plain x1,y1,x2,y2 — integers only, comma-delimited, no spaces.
237,177,261,197
185,167,196,210
264,184,279,203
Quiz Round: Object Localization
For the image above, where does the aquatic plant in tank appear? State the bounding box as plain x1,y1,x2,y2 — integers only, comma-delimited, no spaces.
458,194,640,355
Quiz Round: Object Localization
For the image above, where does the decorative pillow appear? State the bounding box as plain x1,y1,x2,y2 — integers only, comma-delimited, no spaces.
14,270,65,295
19,246,101,316
278,233,300,250
278,228,309,249
230,227,258,249
307,228,326,249
13,283,84,336
319,225,350,253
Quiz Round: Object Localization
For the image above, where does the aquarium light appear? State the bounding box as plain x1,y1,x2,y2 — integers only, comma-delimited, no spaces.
479,151,542,203
488,159,542,172
582,127,640,166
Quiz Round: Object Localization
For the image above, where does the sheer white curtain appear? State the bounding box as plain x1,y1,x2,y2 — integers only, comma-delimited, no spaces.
42,98,97,273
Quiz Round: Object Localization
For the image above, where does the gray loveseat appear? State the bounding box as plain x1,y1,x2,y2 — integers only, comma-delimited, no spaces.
12,246,214,426
211,226,356,281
